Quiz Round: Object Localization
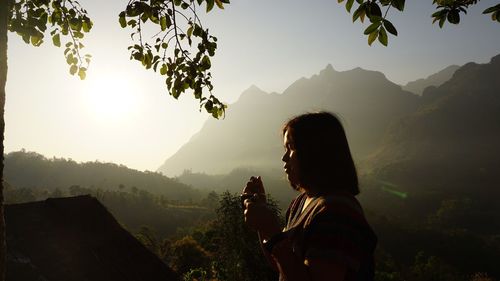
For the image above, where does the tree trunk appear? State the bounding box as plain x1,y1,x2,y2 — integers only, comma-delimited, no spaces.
0,1,8,280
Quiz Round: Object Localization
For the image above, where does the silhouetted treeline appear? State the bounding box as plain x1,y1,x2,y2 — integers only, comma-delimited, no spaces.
5,181,216,238
4,150,202,200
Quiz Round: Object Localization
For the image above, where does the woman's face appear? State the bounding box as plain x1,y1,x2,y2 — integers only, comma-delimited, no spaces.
282,130,300,188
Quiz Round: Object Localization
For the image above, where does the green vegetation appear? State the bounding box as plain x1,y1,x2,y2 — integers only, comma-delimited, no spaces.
4,150,500,280
1,1,499,280
5,53,500,279
337,0,500,46
4,0,228,114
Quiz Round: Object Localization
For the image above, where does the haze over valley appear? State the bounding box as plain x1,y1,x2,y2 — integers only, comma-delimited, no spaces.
5,53,500,280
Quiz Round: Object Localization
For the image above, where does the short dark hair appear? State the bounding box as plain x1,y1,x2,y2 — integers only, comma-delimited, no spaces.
282,112,359,196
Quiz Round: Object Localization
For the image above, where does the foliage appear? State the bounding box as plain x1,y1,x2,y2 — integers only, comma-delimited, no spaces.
337,0,500,46
470,272,495,281
134,226,165,256
207,192,280,281
410,251,465,281
118,0,227,118
182,267,210,281
168,235,212,275
6,0,228,117
4,0,498,117
5,150,500,279
7,0,93,79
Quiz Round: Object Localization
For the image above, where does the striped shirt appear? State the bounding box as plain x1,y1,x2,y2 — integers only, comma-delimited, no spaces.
280,191,377,281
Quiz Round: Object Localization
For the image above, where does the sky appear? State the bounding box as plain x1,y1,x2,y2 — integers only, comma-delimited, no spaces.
5,0,500,172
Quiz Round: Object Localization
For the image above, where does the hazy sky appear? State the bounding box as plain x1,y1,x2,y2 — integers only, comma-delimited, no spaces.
5,0,500,172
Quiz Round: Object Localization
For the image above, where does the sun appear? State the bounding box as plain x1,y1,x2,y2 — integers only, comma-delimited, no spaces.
82,74,140,122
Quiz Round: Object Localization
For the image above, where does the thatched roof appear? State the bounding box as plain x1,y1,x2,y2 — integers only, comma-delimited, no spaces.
6,195,179,281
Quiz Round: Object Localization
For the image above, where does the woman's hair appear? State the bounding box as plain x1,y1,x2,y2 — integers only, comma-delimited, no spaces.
282,111,359,196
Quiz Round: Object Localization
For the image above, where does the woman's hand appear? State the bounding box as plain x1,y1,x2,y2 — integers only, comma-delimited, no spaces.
242,177,281,240
241,176,267,209
242,176,266,197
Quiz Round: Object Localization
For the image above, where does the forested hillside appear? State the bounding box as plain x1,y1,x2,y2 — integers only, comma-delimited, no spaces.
368,54,500,201
4,150,201,200
4,150,213,237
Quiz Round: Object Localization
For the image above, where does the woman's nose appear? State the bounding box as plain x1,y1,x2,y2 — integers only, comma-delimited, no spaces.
282,153,288,162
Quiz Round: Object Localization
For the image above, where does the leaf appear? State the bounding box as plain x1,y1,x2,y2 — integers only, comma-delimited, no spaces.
204,100,213,112
432,9,447,18
160,16,167,31
363,22,380,35
369,2,382,17
21,34,30,44
352,4,366,22
82,19,92,32
346,0,355,13
78,68,86,80
368,31,378,46
119,13,127,28
439,15,446,28
447,9,460,24
31,35,43,47
160,64,168,75
338,0,344,3
70,65,78,75
378,27,388,46
206,0,215,12
165,16,172,28
369,15,382,23
383,19,398,36
360,10,366,23
483,4,500,14
201,55,211,69
215,0,224,9
52,33,61,47
392,0,405,11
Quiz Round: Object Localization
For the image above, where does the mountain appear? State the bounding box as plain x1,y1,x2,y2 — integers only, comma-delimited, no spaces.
403,65,460,95
159,65,420,176
369,54,500,195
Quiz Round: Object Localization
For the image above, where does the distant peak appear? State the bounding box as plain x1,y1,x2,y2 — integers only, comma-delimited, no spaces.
242,84,265,94
236,85,268,103
490,53,500,65
319,64,336,76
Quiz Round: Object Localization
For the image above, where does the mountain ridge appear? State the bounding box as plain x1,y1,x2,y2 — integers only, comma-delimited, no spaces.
369,54,500,194
158,64,420,176
403,65,460,96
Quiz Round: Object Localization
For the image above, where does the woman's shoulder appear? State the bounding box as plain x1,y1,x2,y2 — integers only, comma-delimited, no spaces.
302,192,377,273
314,192,364,219
308,191,376,240
285,192,307,221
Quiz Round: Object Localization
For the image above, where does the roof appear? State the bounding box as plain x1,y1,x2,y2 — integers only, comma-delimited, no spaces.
6,195,180,281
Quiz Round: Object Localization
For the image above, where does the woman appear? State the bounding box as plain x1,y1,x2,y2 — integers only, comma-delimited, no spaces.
242,112,377,281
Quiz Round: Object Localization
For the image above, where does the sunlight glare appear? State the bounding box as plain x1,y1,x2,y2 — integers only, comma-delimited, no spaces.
83,74,141,122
